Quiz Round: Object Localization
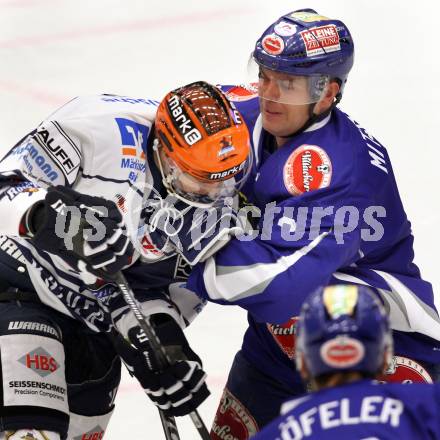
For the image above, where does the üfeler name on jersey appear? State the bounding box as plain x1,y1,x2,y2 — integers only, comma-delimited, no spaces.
279,396,403,439
167,95,202,145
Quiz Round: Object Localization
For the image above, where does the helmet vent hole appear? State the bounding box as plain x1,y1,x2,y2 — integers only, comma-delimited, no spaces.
180,84,232,136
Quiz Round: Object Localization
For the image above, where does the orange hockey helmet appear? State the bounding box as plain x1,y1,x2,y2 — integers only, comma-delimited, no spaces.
154,81,252,206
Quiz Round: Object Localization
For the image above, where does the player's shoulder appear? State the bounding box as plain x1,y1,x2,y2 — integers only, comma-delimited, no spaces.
219,84,260,125
282,381,440,415
382,381,440,401
44,94,160,124
333,108,391,176
282,380,380,409
220,83,258,103
291,109,392,198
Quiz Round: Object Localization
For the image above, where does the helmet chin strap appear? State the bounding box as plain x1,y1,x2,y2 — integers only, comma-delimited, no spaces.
152,138,174,190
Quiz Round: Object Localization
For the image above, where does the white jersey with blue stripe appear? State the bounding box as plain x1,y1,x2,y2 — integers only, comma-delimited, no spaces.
0,94,182,331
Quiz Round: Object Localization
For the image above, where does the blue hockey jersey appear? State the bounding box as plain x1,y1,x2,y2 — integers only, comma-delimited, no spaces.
187,87,440,387
252,380,440,439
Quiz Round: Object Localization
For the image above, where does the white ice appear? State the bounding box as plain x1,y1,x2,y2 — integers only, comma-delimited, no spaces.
1,1,439,438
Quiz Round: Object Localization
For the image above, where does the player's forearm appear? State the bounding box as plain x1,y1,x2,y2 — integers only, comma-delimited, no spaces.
187,230,360,322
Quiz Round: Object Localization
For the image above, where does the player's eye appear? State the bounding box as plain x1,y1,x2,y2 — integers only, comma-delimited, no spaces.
279,79,296,91
258,69,269,81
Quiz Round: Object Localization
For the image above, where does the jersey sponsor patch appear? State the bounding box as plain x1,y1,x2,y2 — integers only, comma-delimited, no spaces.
116,118,149,182
0,333,68,414
18,346,59,378
274,21,298,37
320,335,365,368
378,355,433,384
2,181,39,201
283,144,332,195
11,141,59,183
224,84,258,102
261,34,285,55
300,24,341,57
267,317,299,360
211,388,258,440
34,122,81,179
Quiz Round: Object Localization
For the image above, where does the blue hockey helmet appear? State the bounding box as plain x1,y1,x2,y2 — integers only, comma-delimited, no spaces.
250,9,354,105
296,284,393,378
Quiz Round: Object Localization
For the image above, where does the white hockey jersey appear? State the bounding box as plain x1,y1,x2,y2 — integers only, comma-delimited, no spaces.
0,94,188,331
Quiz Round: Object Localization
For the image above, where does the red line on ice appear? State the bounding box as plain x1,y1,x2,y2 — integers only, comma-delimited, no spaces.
0,8,252,49
0,79,70,105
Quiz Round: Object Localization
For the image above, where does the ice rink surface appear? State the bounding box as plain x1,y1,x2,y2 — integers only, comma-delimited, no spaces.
0,0,439,438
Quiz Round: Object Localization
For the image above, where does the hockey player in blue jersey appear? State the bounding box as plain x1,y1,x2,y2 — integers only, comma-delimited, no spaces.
0,82,251,439
182,9,440,439
252,284,440,440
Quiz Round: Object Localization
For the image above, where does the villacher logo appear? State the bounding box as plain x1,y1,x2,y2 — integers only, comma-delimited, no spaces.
18,347,59,378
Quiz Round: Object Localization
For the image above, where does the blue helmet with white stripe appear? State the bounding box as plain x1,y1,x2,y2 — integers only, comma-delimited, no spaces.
296,284,393,378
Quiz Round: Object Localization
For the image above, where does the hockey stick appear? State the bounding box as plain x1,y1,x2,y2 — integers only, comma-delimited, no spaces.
112,271,211,440
19,171,210,438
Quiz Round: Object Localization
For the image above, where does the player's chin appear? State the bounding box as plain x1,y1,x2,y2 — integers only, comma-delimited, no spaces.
261,111,286,133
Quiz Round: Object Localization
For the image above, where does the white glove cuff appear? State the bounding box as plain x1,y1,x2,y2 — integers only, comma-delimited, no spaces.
168,282,206,326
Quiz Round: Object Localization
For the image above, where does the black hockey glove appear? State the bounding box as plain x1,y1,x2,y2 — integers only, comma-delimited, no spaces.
113,312,210,417
22,185,134,277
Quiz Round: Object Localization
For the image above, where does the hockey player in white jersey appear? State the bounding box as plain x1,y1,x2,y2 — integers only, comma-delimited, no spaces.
0,81,251,439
